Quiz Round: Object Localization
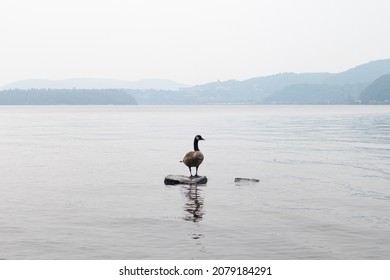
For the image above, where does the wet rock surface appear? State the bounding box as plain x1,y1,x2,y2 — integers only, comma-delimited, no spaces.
164,175,208,185
234,177,260,183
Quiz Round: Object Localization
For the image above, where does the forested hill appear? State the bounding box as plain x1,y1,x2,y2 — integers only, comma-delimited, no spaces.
0,89,137,105
360,74,390,104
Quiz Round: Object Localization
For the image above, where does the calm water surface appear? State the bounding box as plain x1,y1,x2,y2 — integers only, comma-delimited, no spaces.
0,105,389,259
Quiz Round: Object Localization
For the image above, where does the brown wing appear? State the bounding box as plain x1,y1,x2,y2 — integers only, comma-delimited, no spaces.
183,151,204,167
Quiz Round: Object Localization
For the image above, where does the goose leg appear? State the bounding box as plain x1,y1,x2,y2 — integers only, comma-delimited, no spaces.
195,166,199,177
188,167,193,177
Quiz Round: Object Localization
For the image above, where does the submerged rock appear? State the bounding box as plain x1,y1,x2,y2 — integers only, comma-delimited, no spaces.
234,177,260,183
164,175,208,185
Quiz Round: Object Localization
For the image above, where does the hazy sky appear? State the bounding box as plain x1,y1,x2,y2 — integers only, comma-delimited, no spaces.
1,0,389,85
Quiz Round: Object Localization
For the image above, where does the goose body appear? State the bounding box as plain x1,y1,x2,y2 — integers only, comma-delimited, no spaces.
182,135,205,177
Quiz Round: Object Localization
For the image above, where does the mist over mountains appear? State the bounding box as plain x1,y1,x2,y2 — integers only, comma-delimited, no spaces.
1,59,390,105
1,78,188,91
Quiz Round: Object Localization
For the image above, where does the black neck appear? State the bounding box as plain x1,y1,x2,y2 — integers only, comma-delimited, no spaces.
194,138,200,151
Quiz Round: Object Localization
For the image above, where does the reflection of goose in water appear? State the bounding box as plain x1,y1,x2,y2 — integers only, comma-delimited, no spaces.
183,185,204,223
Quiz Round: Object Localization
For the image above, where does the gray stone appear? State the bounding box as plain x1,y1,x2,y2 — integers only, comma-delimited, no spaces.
164,175,208,185
234,177,260,183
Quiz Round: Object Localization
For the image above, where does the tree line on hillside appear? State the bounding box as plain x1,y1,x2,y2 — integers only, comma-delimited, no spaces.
0,89,137,105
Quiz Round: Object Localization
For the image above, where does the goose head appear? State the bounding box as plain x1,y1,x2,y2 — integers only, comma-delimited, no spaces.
195,135,205,141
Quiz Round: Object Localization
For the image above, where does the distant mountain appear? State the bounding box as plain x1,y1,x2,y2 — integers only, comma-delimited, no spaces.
2,59,390,105
183,73,332,102
0,78,188,91
161,59,390,104
360,74,390,104
264,84,364,104
324,59,390,84
263,59,390,104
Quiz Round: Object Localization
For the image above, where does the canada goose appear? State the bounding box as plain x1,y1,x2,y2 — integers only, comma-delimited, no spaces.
182,135,205,177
